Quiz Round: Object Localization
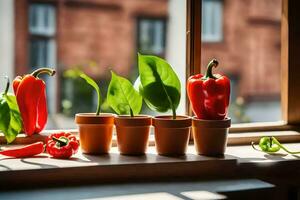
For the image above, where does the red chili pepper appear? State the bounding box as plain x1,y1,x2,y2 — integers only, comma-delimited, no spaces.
46,132,79,159
0,142,44,158
187,59,230,120
13,68,56,136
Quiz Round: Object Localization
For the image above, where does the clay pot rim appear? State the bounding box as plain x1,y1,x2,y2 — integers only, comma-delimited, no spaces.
153,115,192,128
75,113,115,117
153,115,191,120
115,115,152,126
115,115,152,119
192,117,231,128
75,113,115,124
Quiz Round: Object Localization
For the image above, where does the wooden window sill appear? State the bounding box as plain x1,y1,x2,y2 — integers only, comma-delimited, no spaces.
1,142,300,189
1,129,300,146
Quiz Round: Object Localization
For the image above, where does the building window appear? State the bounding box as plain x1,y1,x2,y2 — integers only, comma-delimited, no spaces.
137,18,166,56
202,0,223,42
28,4,57,114
28,3,56,68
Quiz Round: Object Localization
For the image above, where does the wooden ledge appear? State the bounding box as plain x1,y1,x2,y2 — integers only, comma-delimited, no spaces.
0,146,237,188
1,129,300,147
1,143,300,189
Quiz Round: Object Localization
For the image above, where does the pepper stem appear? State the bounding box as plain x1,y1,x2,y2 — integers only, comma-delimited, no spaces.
31,68,56,78
204,59,219,79
272,137,300,154
52,137,68,147
251,142,265,153
3,76,10,95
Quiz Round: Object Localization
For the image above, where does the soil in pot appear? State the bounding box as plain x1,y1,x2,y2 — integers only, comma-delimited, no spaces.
115,115,151,155
75,113,115,154
192,117,231,156
152,115,192,156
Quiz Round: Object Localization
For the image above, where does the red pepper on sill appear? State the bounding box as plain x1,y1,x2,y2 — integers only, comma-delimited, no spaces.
46,132,79,159
0,142,44,158
13,68,56,136
187,59,230,120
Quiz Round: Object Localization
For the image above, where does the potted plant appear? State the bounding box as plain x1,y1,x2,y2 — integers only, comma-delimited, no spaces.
107,71,151,155
75,73,115,154
187,59,231,156
137,53,192,156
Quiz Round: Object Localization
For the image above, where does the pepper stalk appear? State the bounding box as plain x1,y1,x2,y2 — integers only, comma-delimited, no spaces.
204,59,219,80
271,137,300,154
53,136,68,147
31,68,56,78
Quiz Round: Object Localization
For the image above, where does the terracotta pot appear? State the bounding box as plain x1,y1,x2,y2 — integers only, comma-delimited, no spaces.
115,115,152,155
152,115,192,156
75,113,115,154
192,117,231,156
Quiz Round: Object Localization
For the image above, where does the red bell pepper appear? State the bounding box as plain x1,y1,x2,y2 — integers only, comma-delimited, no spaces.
13,68,56,136
187,59,230,120
46,132,79,159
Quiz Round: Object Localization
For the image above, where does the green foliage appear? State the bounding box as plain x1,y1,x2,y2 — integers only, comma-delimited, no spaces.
63,68,102,115
0,93,23,144
79,73,102,115
63,68,83,79
137,53,181,119
107,71,142,117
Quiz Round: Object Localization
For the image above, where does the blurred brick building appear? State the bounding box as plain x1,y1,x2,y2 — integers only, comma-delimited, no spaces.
201,0,281,101
15,0,168,78
14,0,168,114
11,0,281,116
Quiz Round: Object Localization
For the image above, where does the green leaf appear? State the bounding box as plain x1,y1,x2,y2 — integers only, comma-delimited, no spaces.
107,71,142,116
6,95,22,133
79,73,101,115
0,97,10,132
0,93,23,143
138,53,181,118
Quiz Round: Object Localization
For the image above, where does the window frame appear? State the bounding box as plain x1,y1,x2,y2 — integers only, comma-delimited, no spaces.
186,0,300,133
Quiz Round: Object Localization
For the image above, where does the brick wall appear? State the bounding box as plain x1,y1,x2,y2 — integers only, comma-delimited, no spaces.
57,0,168,78
202,0,281,100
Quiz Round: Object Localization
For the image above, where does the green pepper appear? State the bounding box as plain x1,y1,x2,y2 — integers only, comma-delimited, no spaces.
252,136,300,154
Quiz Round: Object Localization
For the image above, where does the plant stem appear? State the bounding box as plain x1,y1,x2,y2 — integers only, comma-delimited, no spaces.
171,103,176,119
4,76,9,95
79,73,102,116
96,92,101,115
129,108,134,117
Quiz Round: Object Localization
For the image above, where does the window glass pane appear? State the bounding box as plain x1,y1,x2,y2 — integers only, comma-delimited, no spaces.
202,0,223,42
138,18,166,55
29,4,56,36
0,1,186,129
201,0,282,123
